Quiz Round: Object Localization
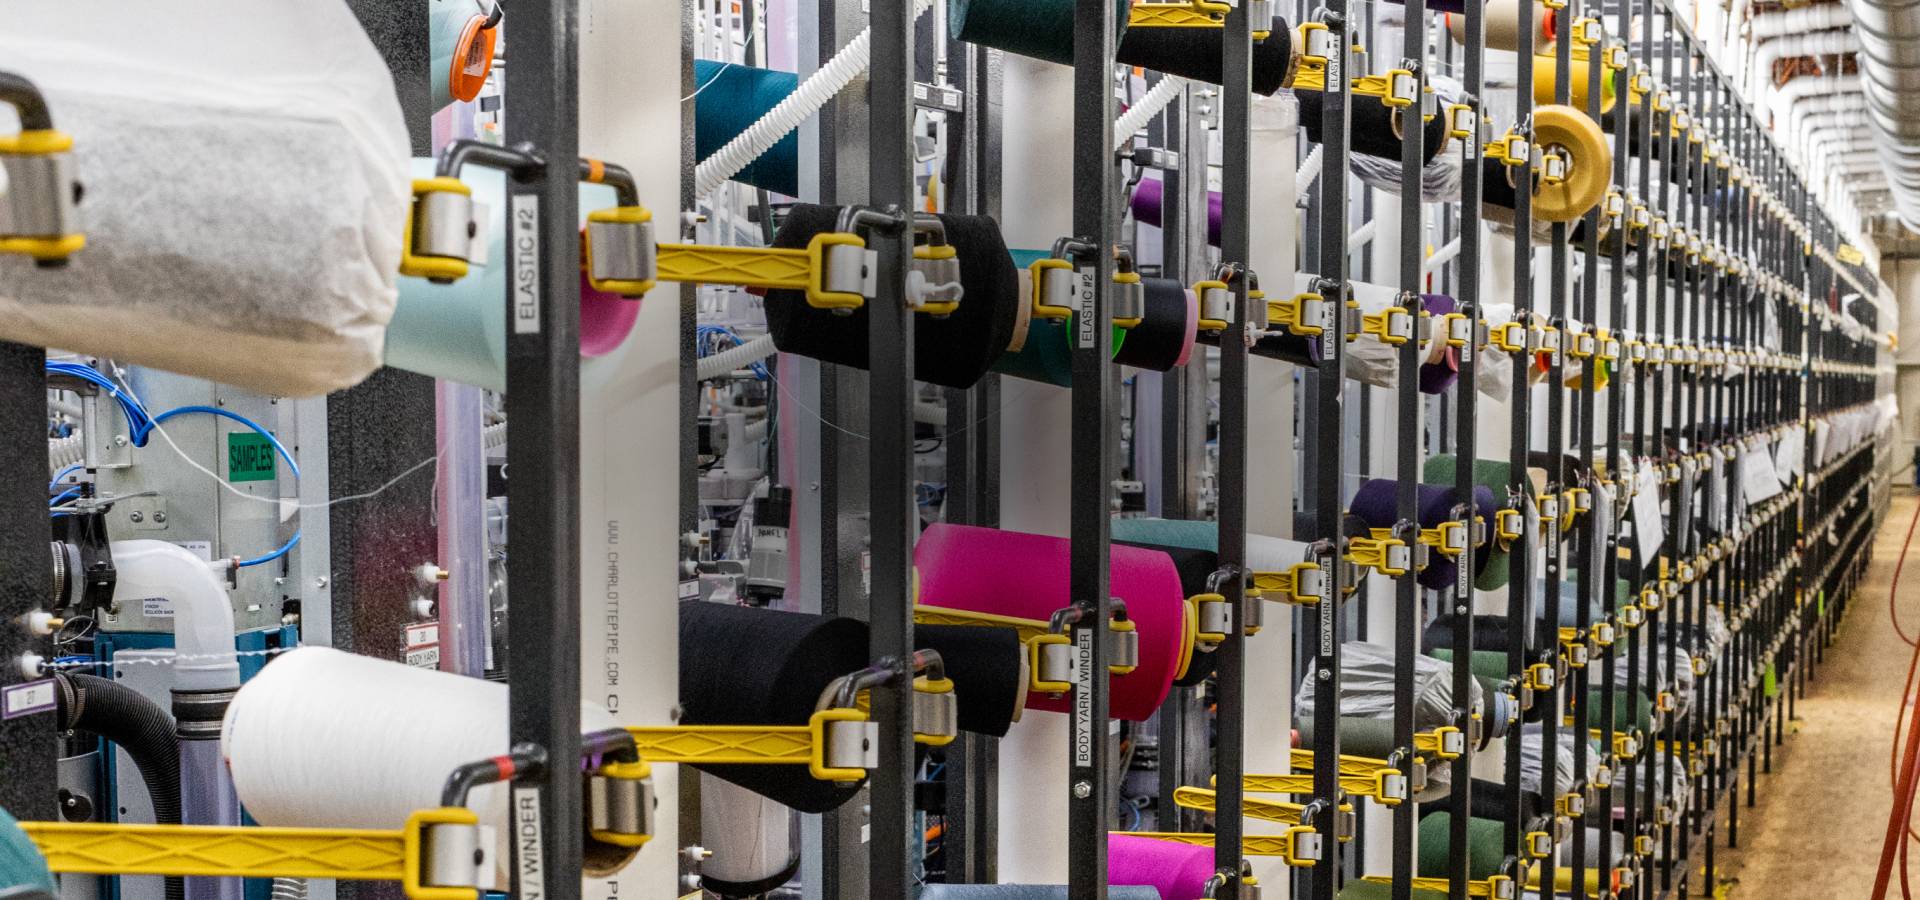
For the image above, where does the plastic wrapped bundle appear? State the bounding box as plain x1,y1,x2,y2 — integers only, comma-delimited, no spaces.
1293,641,1484,729
0,0,409,397
1517,723,1601,799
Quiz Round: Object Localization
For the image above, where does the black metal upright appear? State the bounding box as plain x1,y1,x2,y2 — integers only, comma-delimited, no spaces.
503,3,582,900
1392,0,1427,893
1067,0,1118,891
1503,0,1536,863
868,0,917,889
1214,0,1255,889
1449,0,1487,893
1310,4,1352,897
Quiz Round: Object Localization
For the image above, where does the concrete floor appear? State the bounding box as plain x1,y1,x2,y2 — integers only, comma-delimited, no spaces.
1713,491,1913,896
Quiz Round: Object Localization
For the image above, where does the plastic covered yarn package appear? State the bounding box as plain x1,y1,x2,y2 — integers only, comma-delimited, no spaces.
1292,641,1484,741
1517,723,1599,799
0,0,409,397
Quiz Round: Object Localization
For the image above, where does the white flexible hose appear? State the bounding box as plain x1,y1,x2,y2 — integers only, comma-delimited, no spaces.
48,432,83,474
698,333,779,382
482,421,507,451
1113,76,1189,152
1422,237,1463,276
1295,145,1325,204
694,0,934,199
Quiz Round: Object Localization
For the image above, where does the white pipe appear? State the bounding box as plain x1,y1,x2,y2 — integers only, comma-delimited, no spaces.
693,0,934,198
1113,76,1189,152
1349,218,1378,252
1749,29,1859,100
697,333,778,381
1789,93,1866,146
1423,236,1463,275
112,540,237,691
1749,2,1851,39
1770,73,1857,126
1295,144,1325,205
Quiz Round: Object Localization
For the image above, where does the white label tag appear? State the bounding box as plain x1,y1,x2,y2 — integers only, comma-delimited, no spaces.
511,194,541,335
512,787,547,900
174,541,213,561
1073,627,1094,766
2,680,56,720
1075,267,1097,349
405,622,441,669
1632,466,1664,561
140,597,174,619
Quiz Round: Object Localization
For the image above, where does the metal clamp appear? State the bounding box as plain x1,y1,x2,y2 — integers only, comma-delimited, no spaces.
0,73,83,264
1526,661,1557,692
1249,555,1353,606
1559,627,1590,669
1195,279,1234,332
1486,131,1532,169
402,177,480,282
1494,507,1527,544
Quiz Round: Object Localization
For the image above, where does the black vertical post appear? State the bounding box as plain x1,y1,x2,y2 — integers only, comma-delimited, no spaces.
0,343,50,820
1504,0,1535,863
868,0,917,887
1068,0,1118,891
1214,0,1254,889
1450,0,1486,893
1311,4,1352,897
504,4,582,900
1392,0,1426,893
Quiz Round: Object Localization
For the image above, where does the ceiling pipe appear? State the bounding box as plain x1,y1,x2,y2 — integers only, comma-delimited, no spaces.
1749,28,1860,98
1771,72,1861,127
1790,92,1868,142
1847,0,1920,229
1750,1,1853,39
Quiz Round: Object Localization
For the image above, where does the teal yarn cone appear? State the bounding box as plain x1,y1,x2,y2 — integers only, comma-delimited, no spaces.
691,60,801,196
950,0,1131,66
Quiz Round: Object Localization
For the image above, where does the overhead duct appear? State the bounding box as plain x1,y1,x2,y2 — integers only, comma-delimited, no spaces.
1789,92,1868,143
1849,0,1920,228
1771,72,1859,125
1751,2,1852,39
1749,28,1860,98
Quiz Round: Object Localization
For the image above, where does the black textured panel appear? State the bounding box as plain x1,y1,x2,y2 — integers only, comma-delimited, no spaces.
347,0,432,154
0,342,54,818
326,368,437,662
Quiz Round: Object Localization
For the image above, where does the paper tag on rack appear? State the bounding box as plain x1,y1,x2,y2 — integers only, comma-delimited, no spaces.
1632,466,1663,560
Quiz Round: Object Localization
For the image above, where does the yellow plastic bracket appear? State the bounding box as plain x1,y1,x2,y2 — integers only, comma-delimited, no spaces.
1128,2,1226,27
1414,725,1465,760
656,244,807,291
1237,768,1405,806
1362,875,1513,898
1488,320,1530,353
1526,661,1557,692
400,177,474,281
1173,786,1352,833
1268,292,1330,337
913,605,1047,643
1345,533,1411,577
1494,507,1526,544
1486,131,1531,169
1249,560,1341,605
1347,301,1422,346
18,813,474,900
